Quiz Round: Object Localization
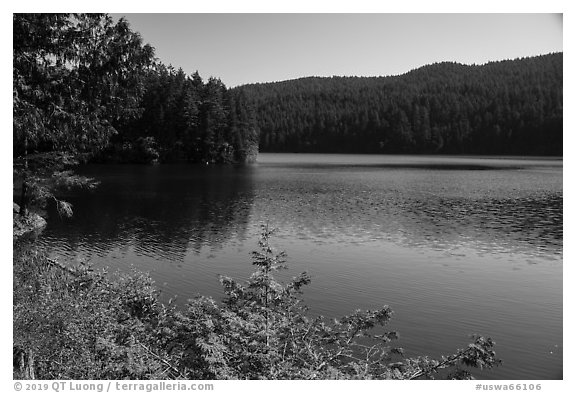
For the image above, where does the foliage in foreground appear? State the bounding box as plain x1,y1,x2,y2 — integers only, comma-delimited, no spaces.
14,227,500,380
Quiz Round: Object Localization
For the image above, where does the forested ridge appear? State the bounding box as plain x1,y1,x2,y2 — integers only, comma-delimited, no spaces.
237,53,562,155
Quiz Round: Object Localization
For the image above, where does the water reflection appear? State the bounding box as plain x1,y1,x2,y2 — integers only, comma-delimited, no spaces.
40,165,256,263
39,158,562,265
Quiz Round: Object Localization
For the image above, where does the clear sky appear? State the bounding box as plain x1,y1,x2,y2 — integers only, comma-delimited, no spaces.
111,13,563,87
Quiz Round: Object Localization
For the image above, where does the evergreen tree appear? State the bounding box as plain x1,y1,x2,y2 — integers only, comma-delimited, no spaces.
112,67,259,164
13,13,155,216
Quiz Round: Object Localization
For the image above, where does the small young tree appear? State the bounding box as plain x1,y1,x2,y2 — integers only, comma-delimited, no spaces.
158,225,500,379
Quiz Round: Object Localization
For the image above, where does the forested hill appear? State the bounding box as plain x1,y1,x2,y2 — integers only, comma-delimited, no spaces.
237,53,562,155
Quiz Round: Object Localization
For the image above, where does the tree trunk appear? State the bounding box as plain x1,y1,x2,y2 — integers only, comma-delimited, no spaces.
19,181,29,217
19,137,29,217
14,347,35,379
25,350,35,379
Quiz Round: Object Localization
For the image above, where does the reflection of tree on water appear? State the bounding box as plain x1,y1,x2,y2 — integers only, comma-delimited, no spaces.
40,161,563,266
39,164,256,263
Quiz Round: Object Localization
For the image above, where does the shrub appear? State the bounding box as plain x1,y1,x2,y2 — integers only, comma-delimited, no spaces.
13,226,500,379
13,244,166,379
155,225,500,379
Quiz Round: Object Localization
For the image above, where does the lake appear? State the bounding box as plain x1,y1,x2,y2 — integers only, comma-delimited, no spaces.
37,153,563,379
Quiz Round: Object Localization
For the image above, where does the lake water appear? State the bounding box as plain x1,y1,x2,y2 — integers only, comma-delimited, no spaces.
38,153,563,379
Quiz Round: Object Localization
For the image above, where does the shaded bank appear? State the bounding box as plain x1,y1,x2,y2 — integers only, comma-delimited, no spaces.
13,203,46,239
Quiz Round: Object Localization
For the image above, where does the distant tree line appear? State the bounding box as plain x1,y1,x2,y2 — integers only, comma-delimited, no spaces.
100,66,259,164
237,53,562,155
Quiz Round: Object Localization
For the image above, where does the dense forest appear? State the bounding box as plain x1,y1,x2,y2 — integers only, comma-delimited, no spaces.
13,14,259,170
13,13,259,219
99,67,259,164
237,53,562,155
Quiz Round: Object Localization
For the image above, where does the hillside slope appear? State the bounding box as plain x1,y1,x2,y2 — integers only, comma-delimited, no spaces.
237,53,562,155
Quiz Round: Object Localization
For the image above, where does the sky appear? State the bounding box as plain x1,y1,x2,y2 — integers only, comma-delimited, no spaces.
111,13,563,87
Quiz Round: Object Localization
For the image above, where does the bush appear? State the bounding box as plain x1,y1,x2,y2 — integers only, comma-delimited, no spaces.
13,226,500,379
13,243,167,379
